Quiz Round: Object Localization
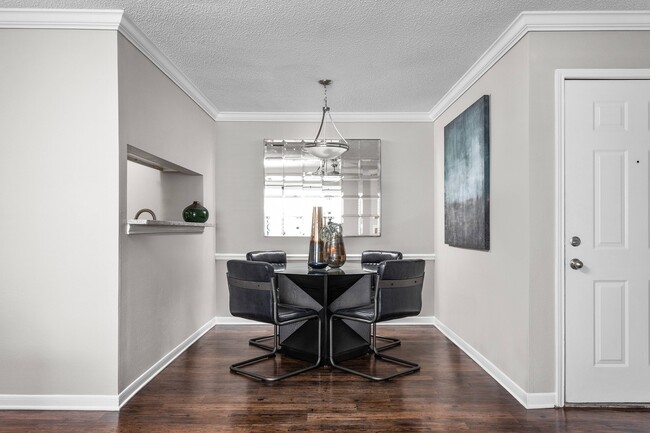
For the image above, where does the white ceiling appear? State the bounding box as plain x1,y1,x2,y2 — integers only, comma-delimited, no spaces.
1,0,650,113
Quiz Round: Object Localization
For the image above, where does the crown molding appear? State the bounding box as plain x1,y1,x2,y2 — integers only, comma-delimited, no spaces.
428,10,650,121
0,8,220,120
0,8,123,29
215,111,432,122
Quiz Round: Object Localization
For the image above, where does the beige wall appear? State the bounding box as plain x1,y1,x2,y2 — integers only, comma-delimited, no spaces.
526,30,650,392
214,121,435,317
434,30,650,394
0,29,120,395
433,36,532,390
118,35,217,392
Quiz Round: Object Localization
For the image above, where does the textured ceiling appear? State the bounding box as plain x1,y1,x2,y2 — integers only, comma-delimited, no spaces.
1,0,650,112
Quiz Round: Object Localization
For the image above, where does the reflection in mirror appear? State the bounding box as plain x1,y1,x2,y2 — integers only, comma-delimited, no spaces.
264,139,381,237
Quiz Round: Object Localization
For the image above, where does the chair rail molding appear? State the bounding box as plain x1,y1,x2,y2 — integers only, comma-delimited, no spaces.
428,10,650,121
0,8,219,120
215,253,436,261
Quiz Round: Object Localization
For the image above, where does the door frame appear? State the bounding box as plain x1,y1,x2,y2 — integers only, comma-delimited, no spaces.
555,69,650,407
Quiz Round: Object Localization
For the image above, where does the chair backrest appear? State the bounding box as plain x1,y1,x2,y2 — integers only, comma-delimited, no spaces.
227,260,276,324
361,250,403,265
246,250,287,268
376,259,425,322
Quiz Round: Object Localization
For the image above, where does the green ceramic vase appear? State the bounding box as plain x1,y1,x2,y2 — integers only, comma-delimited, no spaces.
183,201,209,223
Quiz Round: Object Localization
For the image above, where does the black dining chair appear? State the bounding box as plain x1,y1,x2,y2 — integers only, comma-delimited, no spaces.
227,259,321,382
329,259,425,381
246,250,287,270
361,250,403,352
245,250,287,351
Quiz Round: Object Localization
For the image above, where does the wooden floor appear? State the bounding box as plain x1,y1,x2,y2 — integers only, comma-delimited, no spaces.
2,325,650,432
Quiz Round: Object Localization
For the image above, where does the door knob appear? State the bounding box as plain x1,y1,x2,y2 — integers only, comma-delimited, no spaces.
570,258,584,270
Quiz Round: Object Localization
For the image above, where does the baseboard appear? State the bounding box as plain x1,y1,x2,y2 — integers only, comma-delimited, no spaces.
215,316,435,326
118,317,217,408
0,317,217,411
0,394,118,411
432,317,556,409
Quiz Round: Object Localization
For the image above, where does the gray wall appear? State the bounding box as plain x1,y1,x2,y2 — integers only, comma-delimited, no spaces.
433,37,532,390
434,30,650,394
214,121,435,317
526,30,650,392
0,30,120,395
118,35,217,392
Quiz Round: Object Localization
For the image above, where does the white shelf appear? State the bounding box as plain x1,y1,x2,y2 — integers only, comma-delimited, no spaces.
127,219,213,235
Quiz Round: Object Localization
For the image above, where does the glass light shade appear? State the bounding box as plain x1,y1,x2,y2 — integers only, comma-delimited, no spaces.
304,141,349,159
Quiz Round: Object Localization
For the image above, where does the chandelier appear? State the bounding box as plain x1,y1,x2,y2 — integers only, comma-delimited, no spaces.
303,79,349,160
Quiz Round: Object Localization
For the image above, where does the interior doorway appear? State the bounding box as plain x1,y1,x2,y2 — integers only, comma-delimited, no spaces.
559,70,650,404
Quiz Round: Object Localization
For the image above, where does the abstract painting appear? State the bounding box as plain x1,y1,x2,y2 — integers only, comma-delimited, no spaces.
444,95,490,251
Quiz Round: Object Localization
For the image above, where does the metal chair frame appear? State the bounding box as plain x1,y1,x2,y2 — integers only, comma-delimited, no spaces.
228,268,321,382
329,269,424,381
361,251,403,352
246,251,287,352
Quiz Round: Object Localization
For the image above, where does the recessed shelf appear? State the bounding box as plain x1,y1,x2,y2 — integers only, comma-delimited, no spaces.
127,145,201,175
127,219,213,235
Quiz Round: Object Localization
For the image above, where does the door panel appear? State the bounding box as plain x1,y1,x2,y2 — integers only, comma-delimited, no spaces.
594,151,628,248
593,280,627,366
565,80,650,403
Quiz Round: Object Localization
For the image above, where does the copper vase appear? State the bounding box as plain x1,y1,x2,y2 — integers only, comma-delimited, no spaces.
307,207,327,268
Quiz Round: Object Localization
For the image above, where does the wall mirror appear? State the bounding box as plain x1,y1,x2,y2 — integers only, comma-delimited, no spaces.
264,139,381,237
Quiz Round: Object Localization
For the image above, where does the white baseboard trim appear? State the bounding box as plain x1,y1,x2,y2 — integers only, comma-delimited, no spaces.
432,317,556,409
0,394,119,411
215,316,435,325
0,317,217,411
118,317,217,408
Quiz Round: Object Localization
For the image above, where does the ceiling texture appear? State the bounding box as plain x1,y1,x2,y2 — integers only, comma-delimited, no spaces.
1,0,650,114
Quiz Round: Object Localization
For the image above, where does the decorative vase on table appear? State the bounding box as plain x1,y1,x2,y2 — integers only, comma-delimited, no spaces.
182,201,209,223
307,207,327,269
322,221,346,268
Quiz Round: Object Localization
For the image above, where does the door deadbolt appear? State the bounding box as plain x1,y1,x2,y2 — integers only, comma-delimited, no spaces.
570,236,581,247
570,258,584,270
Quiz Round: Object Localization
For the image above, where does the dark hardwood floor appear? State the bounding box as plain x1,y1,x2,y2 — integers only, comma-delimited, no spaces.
2,325,650,432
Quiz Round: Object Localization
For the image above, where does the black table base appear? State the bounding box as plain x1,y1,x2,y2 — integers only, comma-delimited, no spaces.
277,269,373,365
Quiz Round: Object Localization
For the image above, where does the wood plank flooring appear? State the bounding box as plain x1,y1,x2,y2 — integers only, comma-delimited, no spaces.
2,325,650,432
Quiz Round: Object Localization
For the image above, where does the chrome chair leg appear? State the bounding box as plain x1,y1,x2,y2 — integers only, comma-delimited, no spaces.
248,325,277,351
231,317,321,382
373,323,401,352
329,315,419,382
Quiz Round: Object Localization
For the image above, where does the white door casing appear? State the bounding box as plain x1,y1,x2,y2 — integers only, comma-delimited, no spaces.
564,79,650,403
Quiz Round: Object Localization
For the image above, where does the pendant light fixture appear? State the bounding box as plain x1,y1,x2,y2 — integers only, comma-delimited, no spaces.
303,79,349,160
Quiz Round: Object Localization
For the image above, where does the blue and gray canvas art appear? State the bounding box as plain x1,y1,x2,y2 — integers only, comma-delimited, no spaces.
444,95,490,251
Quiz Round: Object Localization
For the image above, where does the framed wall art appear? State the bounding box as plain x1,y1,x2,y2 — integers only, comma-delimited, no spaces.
444,95,490,251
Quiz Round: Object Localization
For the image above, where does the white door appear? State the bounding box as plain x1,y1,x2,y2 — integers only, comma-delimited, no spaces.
565,80,650,403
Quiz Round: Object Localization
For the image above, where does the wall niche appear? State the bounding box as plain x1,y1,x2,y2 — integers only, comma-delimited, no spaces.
126,145,210,234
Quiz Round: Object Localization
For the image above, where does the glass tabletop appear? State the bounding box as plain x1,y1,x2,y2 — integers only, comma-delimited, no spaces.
275,263,378,276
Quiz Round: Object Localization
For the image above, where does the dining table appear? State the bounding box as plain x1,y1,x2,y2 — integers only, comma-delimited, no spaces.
275,263,377,366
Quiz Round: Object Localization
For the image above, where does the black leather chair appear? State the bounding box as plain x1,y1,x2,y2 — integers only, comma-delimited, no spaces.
246,250,287,270
329,259,425,381
245,250,287,350
227,260,321,382
361,250,403,351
